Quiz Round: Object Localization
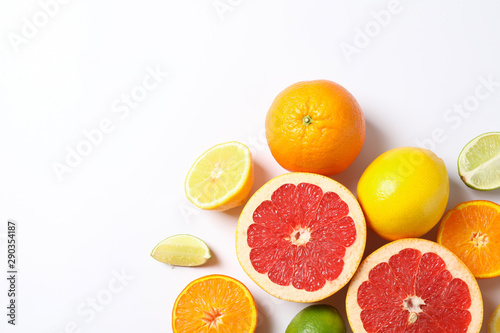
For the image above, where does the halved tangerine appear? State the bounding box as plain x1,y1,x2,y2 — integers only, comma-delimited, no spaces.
437,200,500,279
346,238,483,333
172,274,257,333
236,172,366,302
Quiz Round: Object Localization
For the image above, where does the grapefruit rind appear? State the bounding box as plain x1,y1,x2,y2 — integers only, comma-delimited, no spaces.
236,172,366,303
346,238,483,333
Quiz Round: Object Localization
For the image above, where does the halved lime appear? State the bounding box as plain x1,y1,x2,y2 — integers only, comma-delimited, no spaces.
151,234,211,266
458,132,500,191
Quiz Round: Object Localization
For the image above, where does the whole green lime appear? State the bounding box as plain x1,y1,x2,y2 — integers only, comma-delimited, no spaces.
285,304,346,333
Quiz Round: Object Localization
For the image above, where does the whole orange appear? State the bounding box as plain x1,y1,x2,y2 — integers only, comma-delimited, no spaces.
265,80,365,175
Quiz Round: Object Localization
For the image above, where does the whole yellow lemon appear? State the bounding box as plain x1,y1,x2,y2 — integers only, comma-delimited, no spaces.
357,147,449,241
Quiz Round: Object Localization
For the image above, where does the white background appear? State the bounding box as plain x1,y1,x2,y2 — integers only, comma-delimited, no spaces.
1,0,500,332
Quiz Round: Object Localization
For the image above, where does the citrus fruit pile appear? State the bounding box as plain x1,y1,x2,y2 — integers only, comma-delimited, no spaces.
150,79,498,333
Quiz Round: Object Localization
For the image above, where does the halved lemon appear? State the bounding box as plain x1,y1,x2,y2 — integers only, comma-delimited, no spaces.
185,141,254,211
458,132,500,191
151,234,211,266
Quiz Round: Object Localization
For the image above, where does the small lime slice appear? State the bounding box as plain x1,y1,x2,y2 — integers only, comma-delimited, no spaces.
151,234,211,266
458,132,500,191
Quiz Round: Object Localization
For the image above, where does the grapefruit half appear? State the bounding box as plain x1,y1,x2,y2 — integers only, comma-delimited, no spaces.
236,172,366,302
346,238,483,333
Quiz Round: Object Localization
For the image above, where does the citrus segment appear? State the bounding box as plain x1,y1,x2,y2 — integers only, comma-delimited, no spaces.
172,274,257,333
151,234,211,266
236,172,366,302
265,80,365,175
437,200,500,278
346,239,483,333
458,132,500,191
185,141,254,211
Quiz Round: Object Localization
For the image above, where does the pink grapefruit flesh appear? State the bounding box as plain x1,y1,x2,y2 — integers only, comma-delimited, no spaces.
236,172,366,302
346,238,483,333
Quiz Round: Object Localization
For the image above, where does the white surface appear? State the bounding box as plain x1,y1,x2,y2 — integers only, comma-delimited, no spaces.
1,0,499,332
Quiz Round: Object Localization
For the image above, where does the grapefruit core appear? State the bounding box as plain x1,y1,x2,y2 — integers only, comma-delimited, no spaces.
236,172,366,303
346,238,483,333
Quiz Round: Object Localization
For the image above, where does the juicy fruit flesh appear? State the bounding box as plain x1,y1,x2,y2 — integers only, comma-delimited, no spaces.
357,248,472,332
459,132,500,190
151,234,210,266
187,143,249,205
438,201,500,278
247,182,357,292
173,276,257,333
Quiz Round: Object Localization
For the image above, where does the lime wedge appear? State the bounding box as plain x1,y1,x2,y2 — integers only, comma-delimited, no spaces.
151,234,211,266
458,132,500,191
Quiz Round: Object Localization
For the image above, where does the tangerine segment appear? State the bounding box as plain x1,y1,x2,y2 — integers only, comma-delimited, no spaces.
437,200,500,278
172,275,257,333
248,182,356,292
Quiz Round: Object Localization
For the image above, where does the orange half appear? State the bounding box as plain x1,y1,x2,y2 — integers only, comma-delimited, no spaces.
437,200,500,279
172,274,258,333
